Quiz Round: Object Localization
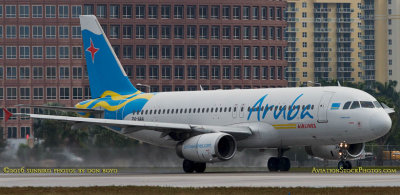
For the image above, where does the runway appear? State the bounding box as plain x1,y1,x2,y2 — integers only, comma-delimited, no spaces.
0,173,399,187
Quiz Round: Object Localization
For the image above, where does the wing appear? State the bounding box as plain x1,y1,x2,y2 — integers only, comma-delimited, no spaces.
16,104,104,115
22,113,253,140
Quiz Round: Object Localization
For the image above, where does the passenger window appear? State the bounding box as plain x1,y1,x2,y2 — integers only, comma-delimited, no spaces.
145,110,148,114
193,109,196,113
206,108,209,113
343,101,351,109
360,101,375,108
224,107,227,112
167,109,170,114
229,107,232,112
234,107,237,112
220,107,223,112
141,110,144,114
350,101,360,109
158,110,161,114
311,105,314,110
373,101,382,108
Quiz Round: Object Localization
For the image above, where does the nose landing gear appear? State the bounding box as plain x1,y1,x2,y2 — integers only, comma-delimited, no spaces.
337,142,352,169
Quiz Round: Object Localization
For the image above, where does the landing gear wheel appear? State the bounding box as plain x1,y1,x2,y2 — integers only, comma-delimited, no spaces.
183,159,195,173
344,161,352,169
338,160,345,169
268,157,279,172
194,163,206,173
279,157,291,172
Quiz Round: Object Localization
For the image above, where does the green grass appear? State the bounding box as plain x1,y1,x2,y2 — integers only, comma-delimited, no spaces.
1,186,399,195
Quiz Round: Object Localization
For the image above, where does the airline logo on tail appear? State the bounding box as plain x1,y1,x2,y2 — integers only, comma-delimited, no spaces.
86,39,99,63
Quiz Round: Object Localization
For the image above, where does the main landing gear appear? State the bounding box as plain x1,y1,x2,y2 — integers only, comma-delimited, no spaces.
267,148,291,172
337,142,352,169
182,159,206,173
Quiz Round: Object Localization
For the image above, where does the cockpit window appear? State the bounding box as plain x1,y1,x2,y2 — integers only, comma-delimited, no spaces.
360,101,375,108
343,101,351,109
350,101,360,109
373,101,382,108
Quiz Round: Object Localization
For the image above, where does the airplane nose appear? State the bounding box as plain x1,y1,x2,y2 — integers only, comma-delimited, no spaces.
369,112,392,136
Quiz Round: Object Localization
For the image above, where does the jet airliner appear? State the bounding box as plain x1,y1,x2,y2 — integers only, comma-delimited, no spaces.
4,15,393,172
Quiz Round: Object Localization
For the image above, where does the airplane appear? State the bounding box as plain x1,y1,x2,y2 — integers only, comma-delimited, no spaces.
3,15,393,173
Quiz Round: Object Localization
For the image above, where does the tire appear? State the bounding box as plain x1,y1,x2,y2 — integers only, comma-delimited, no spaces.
268,157,279,172
279,157,291,172
344,161,352,169
183,159,195,173
194,163,206,173
338,160,345,169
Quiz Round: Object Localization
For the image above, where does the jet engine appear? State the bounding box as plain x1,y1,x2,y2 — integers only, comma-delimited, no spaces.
305,143,365,160
176,133,237,163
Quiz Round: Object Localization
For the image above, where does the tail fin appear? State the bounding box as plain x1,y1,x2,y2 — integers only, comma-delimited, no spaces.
80,15,138,98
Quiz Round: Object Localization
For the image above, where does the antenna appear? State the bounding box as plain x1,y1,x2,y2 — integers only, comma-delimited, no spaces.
337,81,341,87
200,85,204,91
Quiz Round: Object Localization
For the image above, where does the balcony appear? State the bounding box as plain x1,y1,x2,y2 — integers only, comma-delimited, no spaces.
285,27,299,32
314,37,331,42
286,17,299,22
285,47,299,52
286,67,299,72
337,48,354,52
337,28,354,33
337,37,354,43
314,57,332,62
314,47,332,52
285,37,299,42
314,67,332,72
286,8,299,13
314,18,331,23
287,77,300,82
338,77,355,81
360,35,375,40
359,45,375,50
337,57,354,62
286,57,299,62
360,15,374,20
314,8,331,13
362,75,375,81
337,67,354,72
315,28,331,33
315,77,333,82
336,8,354,13
337,18,354,23
359,25,374,30
361,65,375,70
360,5,374,10
361,55,375,60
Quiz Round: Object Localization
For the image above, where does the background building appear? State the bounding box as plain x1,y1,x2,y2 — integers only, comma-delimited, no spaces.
285,0,388,87
0,0,287,139
387,0,400,91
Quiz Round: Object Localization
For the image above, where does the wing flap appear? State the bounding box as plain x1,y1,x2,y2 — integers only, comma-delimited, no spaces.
16,104,104,115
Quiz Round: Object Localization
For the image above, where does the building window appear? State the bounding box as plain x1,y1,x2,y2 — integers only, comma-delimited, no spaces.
212,66,220,79
6,5,16,18
96,5,106,18
199,5,208,19
6,88,17,100
45,26,56,38
148,5,158,19
223,66,231,79
303,72,307,78
60,88,70,100
243,26,250,39
59,5,69,18
20,67,30,79
72,46,82,59
72,5,81,18
149,45,159,59
136,45,145,59
84,86,91,99
46,67,56,79
243,6,250,20
6,46,17,59
19,26,29,38
162,65,171,79
161,45,171,59
199,25,208,39
174,45,183,59
0,67,3,79
136,25,145,39
161,5,171,19
7,127,17,138
187,5,196,19
200,66,209,79
234,46,241,59
46,46,56,59
110,25,120,39
244,66,250,79
6,67,17,79
0,88,2,100
212,46,220,59
211,6,219,19
33,26,43,38
59,46,69,59
200,46,208,59
149,65,159,80
253,66,259,79
270,66,275,80
187,25,196,39
243,46,250,60
20,88,30,100
389,69,392,76
33,88,43,99
253,47,259,60
174,66,184,79
59,26,69,38
136,5,145,19
32,46,43,59
187,66,197,80
174,25,184,39
20,127,31,137
19,46,30,59
233,6,240,19
161,25,171,39
252,6,258,20
6,25,16,38
73,87,83,99
19,5,29,18
262,66,268,80
187,45,196,59
33,67,43,79
123,45,133,59
222,26,230,39
252,26,259,40
123,25,132,39
46,5,56,18
234,66,241,79
72,67,82,79
233,26,240,39
110,5,120,18
136,65,146,79
302,12,306,18
222,6,230,19
302,2,307,8
211,26,220,39
223,46,231,59
60,67,69,79
174,5,183,19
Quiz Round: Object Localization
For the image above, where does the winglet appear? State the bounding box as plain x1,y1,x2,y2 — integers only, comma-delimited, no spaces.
2,108,12,122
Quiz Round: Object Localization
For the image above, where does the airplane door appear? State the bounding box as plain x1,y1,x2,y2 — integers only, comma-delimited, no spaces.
232,104,238,118
239,104,245,118
317,92,334,123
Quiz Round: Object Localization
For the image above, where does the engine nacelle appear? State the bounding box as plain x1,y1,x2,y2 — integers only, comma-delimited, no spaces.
305,143,365,160
176,133,237,163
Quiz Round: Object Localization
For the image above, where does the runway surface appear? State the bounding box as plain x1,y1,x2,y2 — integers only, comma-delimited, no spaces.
0,173,399,187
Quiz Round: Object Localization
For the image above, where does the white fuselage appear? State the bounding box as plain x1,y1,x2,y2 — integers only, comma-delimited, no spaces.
121,86,391,149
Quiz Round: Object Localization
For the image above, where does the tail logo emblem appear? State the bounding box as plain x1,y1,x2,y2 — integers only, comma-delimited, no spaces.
86,38,99,63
